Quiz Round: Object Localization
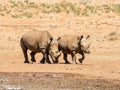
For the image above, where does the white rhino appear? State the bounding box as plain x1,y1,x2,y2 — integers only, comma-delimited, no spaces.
20,30,61,64
57,34,90,64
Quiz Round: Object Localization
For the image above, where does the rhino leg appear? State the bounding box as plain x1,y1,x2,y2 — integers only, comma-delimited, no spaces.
40,55,45,63
71,51,77,64
46,51,51,64
79,52,85,64
22,49,29,63
40,49,51,64
20,39,29,63
30,52,36,62
63,53,70,64
40,55,50,64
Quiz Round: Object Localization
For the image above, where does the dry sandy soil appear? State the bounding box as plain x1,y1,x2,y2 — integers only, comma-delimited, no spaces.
0,1,120,90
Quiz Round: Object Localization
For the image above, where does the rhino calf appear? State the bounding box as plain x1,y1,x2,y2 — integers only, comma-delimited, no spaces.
57,34,90,64
20,30,61,64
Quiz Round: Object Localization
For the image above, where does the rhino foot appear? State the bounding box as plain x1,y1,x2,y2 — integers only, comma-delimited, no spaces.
45,61,51,64
65,61,70,64
79,59,83,64
53,61,58,63
40,59,45,64
53,59,58,63
31,59,36,62
24,60,30,63
72,62,77,64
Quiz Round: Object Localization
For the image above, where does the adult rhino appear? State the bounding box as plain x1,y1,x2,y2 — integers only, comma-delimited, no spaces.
57,34,90,64
20,30,61,64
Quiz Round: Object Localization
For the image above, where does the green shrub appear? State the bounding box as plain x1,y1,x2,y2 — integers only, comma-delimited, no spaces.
0,13,4,16
11,14,21,18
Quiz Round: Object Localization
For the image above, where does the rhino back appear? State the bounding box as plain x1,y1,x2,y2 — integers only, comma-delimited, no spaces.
21,30,42,52
58,35,78,53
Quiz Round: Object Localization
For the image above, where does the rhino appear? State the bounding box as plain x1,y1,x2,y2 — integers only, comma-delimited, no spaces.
20,30,61,64
57,34,90,64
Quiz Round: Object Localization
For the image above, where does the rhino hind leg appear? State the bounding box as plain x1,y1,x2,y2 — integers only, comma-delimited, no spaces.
20,39,29,63
22,49,29,63
63,53,70,64
30,52,36,62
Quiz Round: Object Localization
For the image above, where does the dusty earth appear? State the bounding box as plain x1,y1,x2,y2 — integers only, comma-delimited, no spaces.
0,0,120,90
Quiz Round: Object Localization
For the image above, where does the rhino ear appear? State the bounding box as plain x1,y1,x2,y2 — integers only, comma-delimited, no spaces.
57,37,61,41
77,35,83,40
86,35,90,39
48,37,53,45
81,35,83,40
50,37,53,41
77,35,83,44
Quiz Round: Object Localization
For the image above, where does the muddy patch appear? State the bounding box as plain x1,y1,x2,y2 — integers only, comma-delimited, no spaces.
0,73,120,90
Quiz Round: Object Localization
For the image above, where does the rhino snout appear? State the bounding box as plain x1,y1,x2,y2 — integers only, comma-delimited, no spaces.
54,51,62,58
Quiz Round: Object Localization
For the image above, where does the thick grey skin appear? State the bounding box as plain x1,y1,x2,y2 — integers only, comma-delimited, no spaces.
20,30,61,64
57,34,90,64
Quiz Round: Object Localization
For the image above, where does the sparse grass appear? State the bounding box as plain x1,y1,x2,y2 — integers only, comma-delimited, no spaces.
106,31,118,41
28,2,39,8
82,8,89,16
0,1,120,18
112,4,120,13
0,13,4,16
109,37,118,41
109,32,116,36
11,14,21,18
22,12,33,18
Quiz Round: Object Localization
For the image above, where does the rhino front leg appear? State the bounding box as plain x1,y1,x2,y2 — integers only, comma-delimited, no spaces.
71,51,77,64
79,52,85,64
63,53,70,64
40,55,45,63
46,51,51,64
30,52,36,62
40,49,51,64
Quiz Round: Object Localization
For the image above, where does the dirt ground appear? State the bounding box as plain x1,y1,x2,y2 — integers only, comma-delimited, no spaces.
0,1,120,90
0,72,120,90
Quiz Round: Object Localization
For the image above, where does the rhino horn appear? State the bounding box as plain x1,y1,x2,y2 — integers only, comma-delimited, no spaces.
49,51,61,63
54,51,62,58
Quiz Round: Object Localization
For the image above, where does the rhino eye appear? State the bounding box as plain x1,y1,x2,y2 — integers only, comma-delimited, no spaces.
49,50,53,54
51,51,54,54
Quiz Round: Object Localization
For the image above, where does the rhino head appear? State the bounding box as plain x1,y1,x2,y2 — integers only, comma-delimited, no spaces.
78,35,90,54
49,40,61,63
